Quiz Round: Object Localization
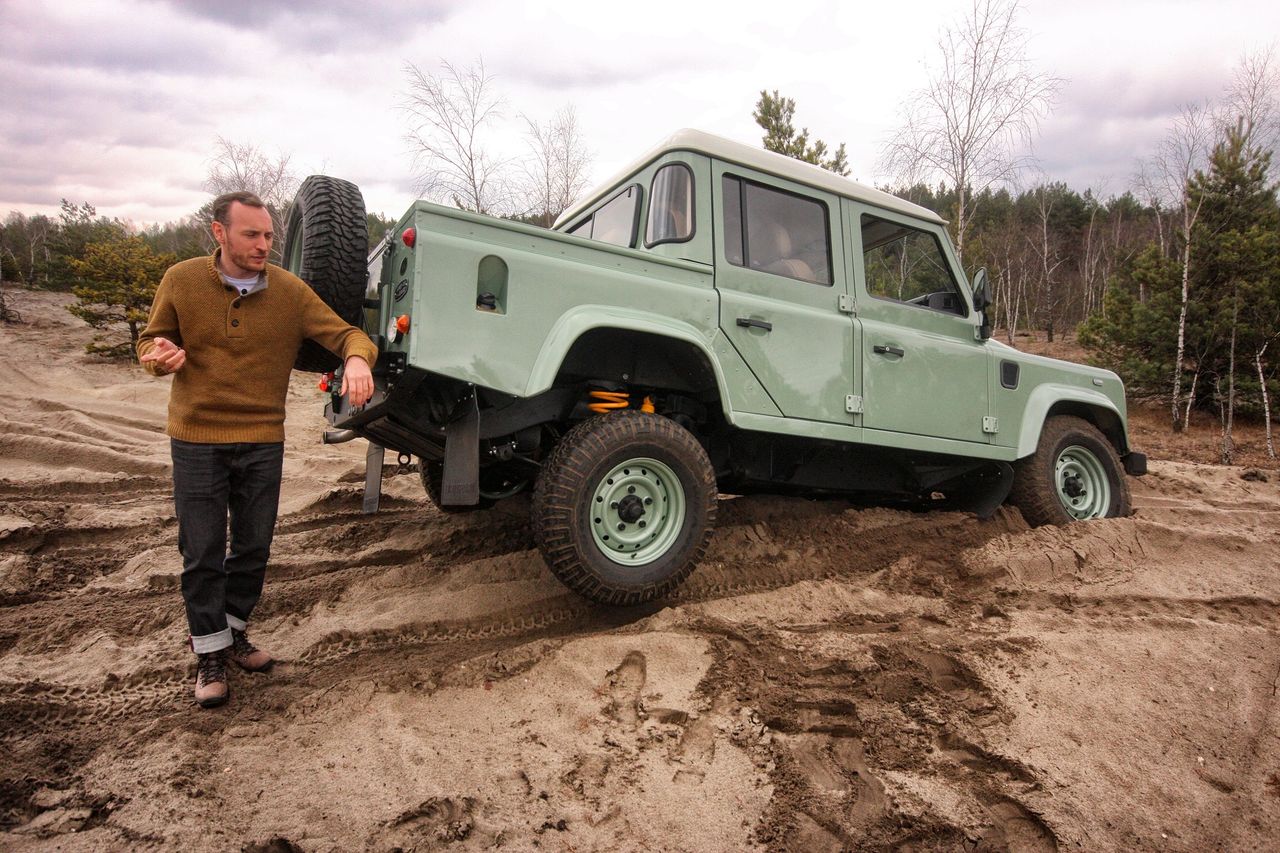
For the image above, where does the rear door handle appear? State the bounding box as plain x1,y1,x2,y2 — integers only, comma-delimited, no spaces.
736,317,773,332
873,344,905,357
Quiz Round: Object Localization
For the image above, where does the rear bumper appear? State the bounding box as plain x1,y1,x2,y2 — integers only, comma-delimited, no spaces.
1123,451,1148,476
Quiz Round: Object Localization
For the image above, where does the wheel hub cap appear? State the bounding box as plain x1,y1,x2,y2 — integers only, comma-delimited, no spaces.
590,457,686,566
616,494,645,523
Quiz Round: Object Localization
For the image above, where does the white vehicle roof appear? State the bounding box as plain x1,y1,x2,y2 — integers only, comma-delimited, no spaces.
554,128,944,230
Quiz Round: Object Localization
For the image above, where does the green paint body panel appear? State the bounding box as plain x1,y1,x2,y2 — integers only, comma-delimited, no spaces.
369,128,1134,469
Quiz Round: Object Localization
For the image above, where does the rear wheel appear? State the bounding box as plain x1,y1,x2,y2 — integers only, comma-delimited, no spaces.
532,411,717,605
280,175,368,373
1010,415,1130,526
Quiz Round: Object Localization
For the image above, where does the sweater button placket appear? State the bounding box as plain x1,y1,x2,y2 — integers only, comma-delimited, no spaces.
228,291,244,337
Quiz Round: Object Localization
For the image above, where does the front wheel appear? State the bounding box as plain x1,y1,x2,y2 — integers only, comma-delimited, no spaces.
532,411,717,605
1010,415,1131,526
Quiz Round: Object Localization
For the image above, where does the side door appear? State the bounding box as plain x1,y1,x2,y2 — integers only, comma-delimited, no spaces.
712,163,854,424
848,202,991,445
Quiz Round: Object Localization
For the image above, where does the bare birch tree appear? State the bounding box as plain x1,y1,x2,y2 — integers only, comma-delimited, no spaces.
880,0,1059,262
520,106,592,227
1138,102,1212,431
403,59,508,215
1220,45,1280,154
204,136,299,259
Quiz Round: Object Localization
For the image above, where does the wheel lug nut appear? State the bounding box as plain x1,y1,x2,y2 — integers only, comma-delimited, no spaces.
610,502,618,509
617,523,625,531
628,486,635,494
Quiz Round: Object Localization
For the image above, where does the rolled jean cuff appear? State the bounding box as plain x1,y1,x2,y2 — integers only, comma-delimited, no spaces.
225,613,247,631
191,628,232,654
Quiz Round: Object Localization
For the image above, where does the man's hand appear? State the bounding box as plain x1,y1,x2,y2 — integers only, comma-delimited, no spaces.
140,337,186,375
341,355,374,407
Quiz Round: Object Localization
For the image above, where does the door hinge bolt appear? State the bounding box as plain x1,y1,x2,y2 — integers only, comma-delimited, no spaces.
982,416,999,434
838,293,855,314
846,395,864,414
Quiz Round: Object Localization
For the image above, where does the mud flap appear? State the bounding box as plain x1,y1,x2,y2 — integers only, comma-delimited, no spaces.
362,442,385,514
441,394,480,506
946,461,1014,519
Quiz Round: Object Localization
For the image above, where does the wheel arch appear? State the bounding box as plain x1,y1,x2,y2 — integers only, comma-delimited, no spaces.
1016,386,1129,459
526,308,729,417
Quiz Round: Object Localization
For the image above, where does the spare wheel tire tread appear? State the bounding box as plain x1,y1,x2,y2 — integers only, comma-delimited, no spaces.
282,176,368,373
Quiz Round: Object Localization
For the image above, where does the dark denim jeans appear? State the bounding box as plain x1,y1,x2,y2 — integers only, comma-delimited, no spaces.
171,439,284,653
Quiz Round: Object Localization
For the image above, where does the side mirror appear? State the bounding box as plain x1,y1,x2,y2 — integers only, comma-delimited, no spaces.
971,268,993,340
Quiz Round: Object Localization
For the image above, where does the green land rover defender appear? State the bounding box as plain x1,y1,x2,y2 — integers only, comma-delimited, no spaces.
281,129,1147,605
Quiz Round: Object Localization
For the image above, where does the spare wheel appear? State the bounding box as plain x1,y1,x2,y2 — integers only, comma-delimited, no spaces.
281,175,368,373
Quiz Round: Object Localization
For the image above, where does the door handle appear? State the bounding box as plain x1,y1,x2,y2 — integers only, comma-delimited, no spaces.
873,344,905,357
736,317,773,332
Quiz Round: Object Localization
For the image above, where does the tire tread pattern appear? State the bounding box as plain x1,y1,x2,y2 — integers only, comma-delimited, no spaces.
281,175,368,373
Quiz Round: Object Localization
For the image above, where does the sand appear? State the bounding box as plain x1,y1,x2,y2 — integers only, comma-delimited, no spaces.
1,289,1277,851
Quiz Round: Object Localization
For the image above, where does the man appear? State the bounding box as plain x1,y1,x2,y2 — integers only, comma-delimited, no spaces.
138,191,376,709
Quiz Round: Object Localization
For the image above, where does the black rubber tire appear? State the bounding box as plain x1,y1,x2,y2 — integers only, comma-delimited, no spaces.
281,175,368,373
1009,415,1131,527
531,411,717,606
419,461,530,513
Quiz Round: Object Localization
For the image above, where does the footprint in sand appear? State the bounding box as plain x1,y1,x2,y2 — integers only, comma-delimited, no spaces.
603,651,647,727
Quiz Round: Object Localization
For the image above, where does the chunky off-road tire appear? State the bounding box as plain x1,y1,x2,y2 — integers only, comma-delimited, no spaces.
1010,415,1131,527
532,411,717,605
419,461,529,513
281,175,368,373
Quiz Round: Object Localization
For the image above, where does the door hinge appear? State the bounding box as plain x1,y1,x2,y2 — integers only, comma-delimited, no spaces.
838,293,856,315
846,394,864,414
982,416,999,434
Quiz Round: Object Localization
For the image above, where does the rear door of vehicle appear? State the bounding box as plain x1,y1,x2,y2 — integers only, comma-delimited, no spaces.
712,162,855,424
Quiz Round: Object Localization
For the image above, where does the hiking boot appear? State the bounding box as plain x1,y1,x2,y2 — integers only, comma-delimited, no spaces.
194,652,229,708
228,628,274,673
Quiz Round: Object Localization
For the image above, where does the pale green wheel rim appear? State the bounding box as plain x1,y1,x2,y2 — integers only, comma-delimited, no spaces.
1055,444,1111,520
589,457,685,566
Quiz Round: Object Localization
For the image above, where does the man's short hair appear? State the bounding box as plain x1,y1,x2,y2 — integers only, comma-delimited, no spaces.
212,191,266,226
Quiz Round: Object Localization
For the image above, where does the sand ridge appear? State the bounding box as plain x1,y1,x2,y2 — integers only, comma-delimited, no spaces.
1,289,1278,851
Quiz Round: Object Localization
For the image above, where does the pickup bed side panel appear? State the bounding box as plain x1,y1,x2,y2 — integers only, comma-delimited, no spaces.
404,205,718,398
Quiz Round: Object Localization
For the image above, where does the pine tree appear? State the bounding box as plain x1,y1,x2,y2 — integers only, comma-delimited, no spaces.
66,236,175,359
753,90,849,176
1187,120,1280,460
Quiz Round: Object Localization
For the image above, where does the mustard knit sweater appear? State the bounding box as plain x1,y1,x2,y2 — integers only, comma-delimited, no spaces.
137,254,377,443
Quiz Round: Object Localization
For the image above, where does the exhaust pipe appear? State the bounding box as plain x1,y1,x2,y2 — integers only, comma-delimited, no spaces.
323,429,358,444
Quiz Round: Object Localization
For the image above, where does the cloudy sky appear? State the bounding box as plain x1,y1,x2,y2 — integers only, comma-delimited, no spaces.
2,0,1277,226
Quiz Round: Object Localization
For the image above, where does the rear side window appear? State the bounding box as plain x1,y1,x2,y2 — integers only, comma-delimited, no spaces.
567,185,642,248
861,214,966,315
646,163,694,246
722,175,831,285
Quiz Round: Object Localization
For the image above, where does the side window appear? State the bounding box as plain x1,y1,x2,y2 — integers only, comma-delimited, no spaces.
568,185,642,247
722,175,831,285
860,214,967,315
646,163,694,246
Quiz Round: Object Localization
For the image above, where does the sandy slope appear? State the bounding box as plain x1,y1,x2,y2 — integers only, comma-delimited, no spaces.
1,289,1277,852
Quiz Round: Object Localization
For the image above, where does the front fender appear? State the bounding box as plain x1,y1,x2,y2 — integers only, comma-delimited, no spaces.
1016,384,1125,458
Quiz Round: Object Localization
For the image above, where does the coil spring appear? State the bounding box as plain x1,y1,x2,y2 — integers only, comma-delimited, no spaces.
587,390,630,414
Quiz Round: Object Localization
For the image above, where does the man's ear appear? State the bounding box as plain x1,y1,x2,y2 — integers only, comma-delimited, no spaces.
211,219,226,246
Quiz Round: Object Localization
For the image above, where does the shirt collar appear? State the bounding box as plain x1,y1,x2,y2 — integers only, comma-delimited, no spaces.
213,249,269,296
